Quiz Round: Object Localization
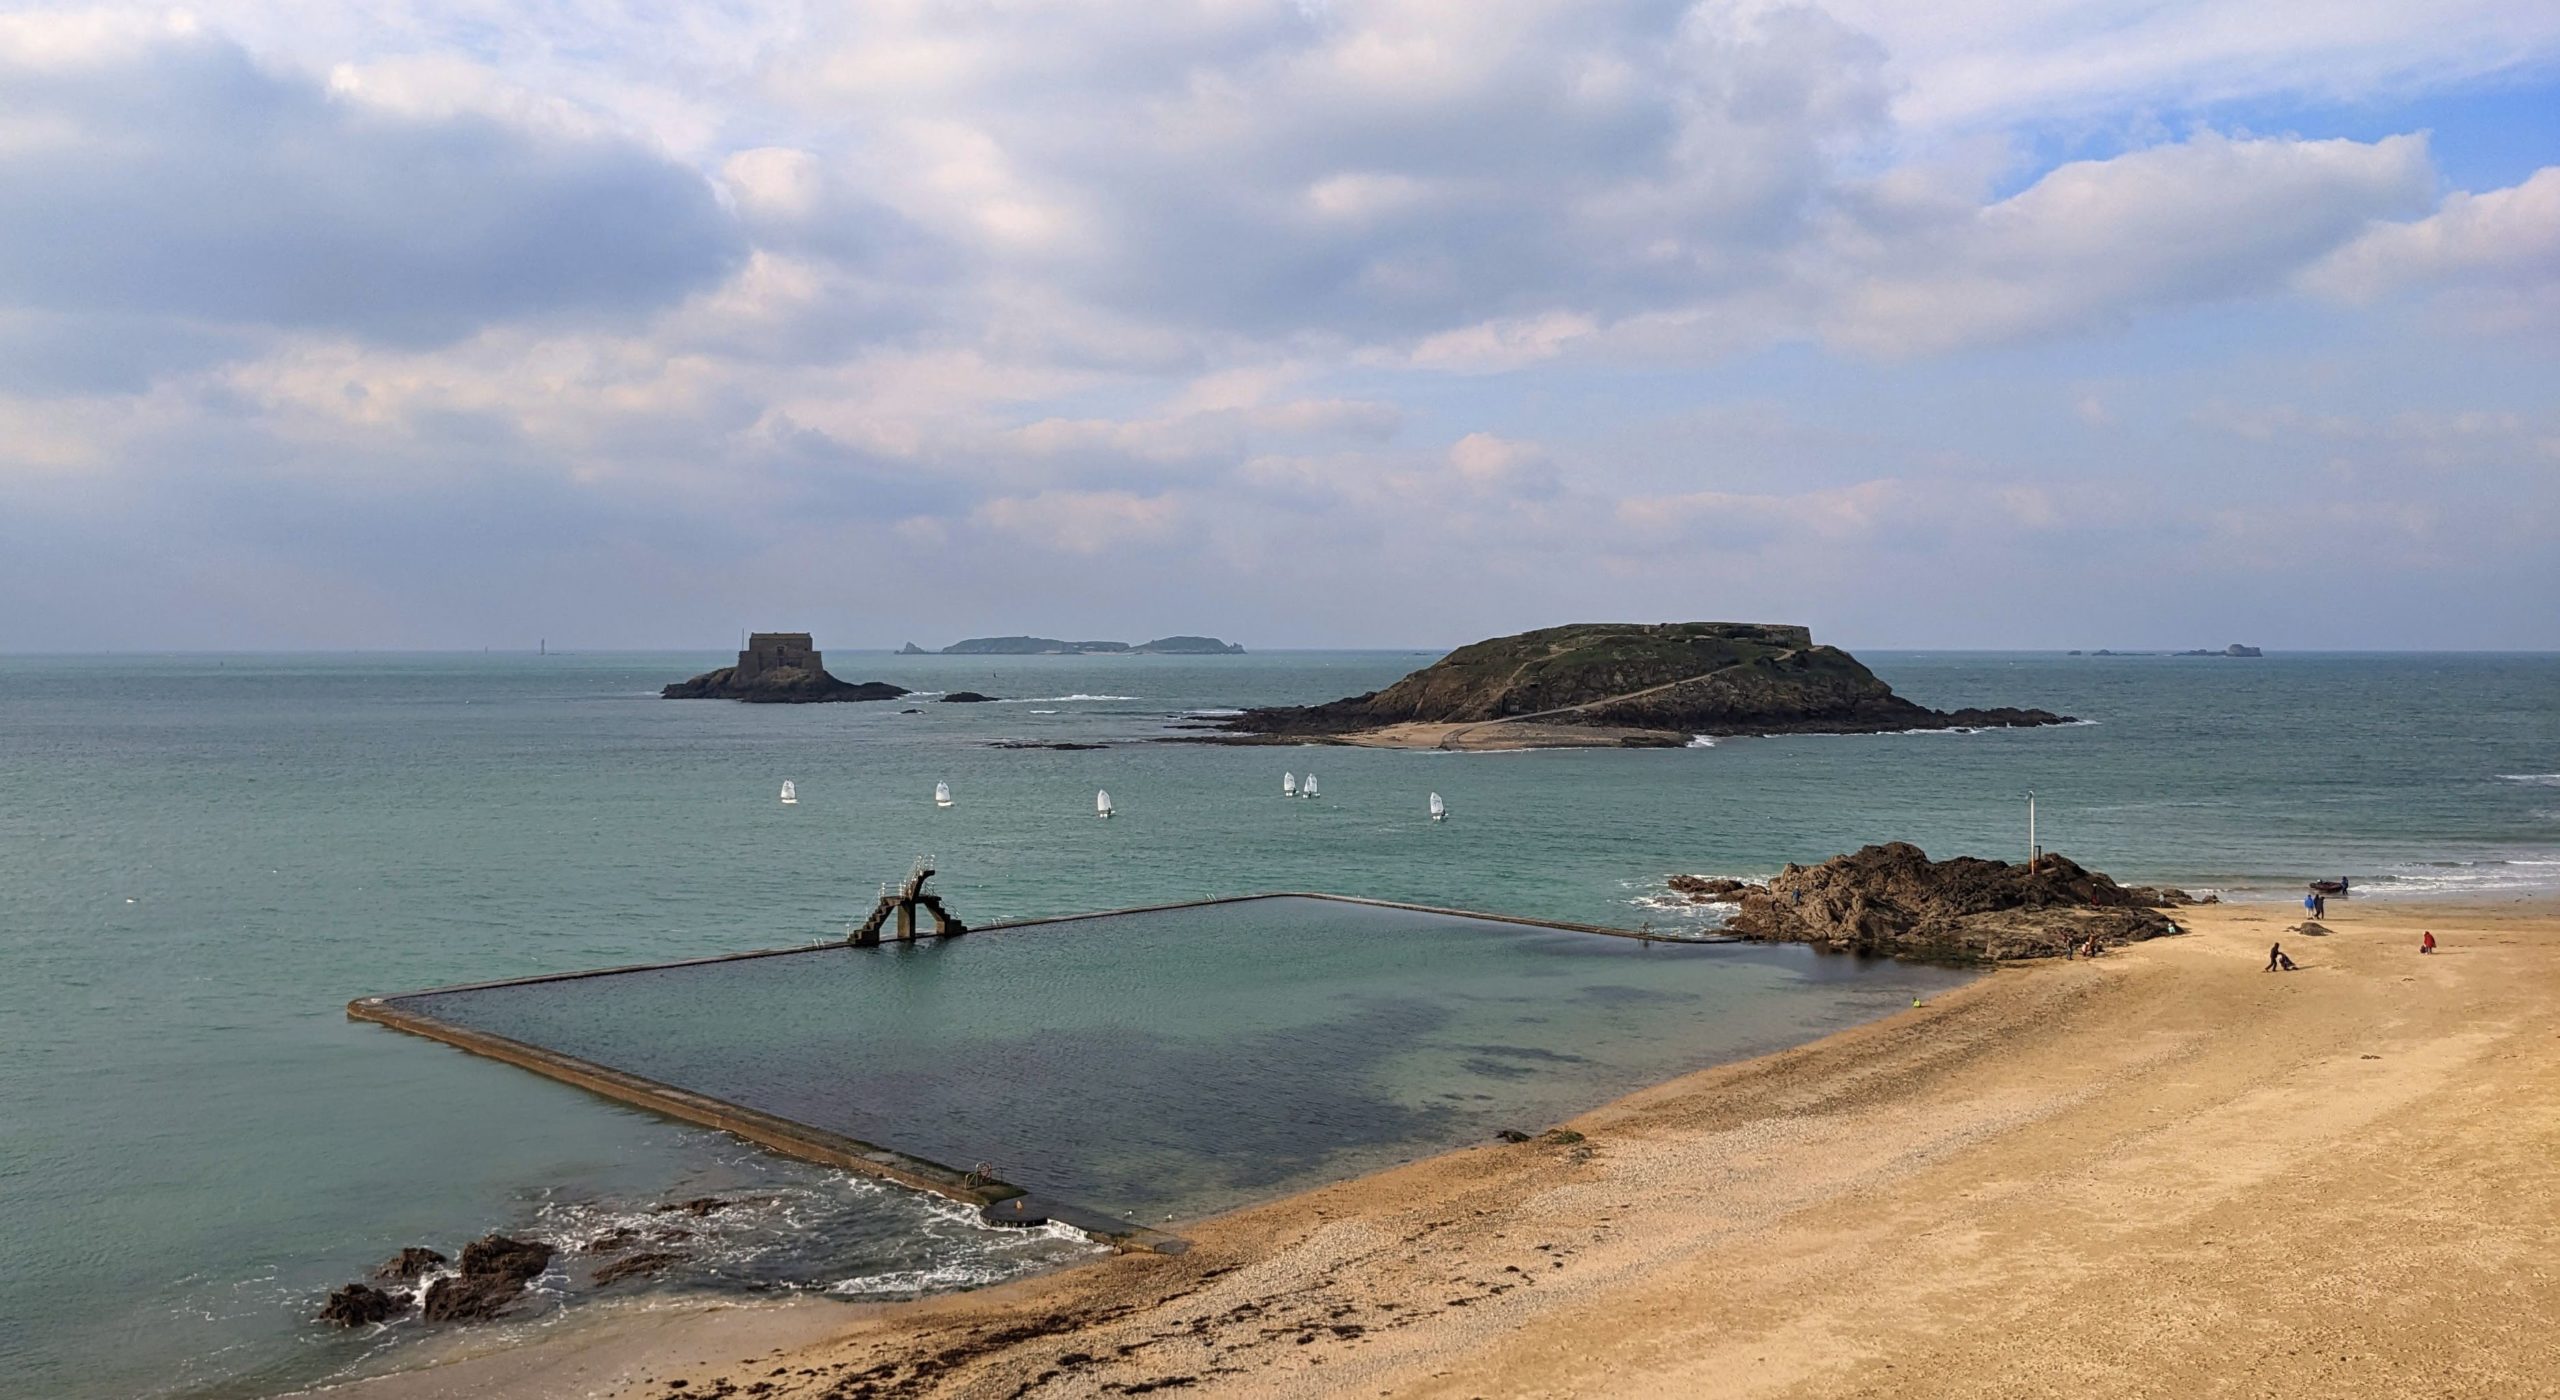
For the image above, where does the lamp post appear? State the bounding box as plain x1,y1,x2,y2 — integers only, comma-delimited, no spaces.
2025,789,2038,870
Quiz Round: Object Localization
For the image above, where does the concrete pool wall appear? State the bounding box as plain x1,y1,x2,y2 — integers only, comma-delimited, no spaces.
348,891,1747,1247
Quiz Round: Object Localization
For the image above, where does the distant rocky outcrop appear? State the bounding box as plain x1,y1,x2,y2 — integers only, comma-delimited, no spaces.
1216,623,2069,747
1706,843,2189,962
931,634,1245,655
940,691,1000,703
662,633,910,704
896,641,931,655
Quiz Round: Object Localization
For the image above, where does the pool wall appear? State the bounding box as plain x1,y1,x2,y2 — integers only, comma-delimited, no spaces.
346,891,1739,1246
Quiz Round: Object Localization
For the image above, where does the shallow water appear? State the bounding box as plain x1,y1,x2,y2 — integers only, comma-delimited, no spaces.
390,897,1969,1223
1,649,2552,1398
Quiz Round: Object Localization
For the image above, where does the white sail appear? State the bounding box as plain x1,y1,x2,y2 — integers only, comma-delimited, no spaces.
1429,791,1445,820
934,781,953,808
779,780,797,805
1282,772,1296,797
1303,773,1319,799
1096,788,1114,818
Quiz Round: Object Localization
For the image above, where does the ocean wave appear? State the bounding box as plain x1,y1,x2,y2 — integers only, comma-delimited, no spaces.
1686,735,1716,748
2496,773,2560,787
2349,857,2560,898
1185,707,1246,718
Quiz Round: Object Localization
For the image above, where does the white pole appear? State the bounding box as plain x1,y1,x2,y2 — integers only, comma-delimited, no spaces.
2026,790,2037,866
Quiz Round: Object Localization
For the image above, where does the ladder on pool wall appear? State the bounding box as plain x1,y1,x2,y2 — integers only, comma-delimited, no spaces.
850,859,969,946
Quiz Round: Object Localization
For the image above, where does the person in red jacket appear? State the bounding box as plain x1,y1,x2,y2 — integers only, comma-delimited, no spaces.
2421,930,2437,954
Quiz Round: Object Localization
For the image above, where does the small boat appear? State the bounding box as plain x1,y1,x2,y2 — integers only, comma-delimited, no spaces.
779,780,797,805
934,781,953,808
1096,789,1114,819
1302,773,1319,799
1429,791,1445,822
2308,877,2350,896
1283,772,1296,797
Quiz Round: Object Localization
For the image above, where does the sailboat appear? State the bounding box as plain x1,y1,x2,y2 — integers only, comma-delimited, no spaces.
1302,773,1319,799
1096,789,1115,819
1283,772,1296,797
1429,791,1445,822
779,780,797,806
934,781,953,808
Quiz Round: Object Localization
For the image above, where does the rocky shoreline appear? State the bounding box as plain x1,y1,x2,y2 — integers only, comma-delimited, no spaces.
1674,842,2205,962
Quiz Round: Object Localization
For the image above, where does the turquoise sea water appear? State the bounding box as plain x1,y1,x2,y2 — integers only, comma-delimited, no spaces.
2,650,2554,1398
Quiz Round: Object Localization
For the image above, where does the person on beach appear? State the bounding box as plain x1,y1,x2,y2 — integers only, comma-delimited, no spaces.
2422,930,2437,954
2266,942,2297,972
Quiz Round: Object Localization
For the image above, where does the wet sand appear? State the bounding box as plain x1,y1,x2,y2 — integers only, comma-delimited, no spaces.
332,896,2560,1399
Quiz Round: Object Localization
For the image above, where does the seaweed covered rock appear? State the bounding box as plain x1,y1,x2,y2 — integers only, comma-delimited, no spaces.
420,1234,553,1323
1719,843,2183,962
318,1283,402,1328
372,1246,446,1281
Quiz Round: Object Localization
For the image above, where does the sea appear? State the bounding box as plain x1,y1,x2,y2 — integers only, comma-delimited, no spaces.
1,649,2553,1399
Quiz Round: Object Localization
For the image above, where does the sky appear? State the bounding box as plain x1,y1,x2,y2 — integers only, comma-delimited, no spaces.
1,2,2555,652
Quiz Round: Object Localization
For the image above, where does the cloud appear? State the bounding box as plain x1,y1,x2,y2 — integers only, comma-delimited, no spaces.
1821,132,2437,354
2302,166,2560,334
0,18,744,354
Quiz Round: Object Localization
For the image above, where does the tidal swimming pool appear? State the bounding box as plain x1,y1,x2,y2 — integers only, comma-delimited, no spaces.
375,896,1972,1225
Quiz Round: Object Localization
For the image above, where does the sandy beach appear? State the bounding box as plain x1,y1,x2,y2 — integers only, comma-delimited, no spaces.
338,896,2560,1399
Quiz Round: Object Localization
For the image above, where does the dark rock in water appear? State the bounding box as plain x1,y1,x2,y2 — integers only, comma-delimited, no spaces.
457,1233,554,1281
319,1283,402,1327
896,641,931,655
1495,1128,1533,1143
1717,843,2179,962
372,1246,447,1280
901,707,923,714
656,1196,732,1217
421,1273,523,1323
591,1251,684,1287
421,1234,554,1323
662,633,909,704
940,691,1000,703
1217,622,2071,744
991,740,1108,750
1667,875,1751,903
579,1227,642,1254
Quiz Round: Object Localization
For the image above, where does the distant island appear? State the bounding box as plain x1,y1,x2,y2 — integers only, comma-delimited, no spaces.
904,635,1245,655
662,633,909,703
1208,622,2070,750
2068,644,2260,657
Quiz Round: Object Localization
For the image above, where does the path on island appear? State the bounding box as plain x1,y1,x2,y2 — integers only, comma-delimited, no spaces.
348,899,2560,1400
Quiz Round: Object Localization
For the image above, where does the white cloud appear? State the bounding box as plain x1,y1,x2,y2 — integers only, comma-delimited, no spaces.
1821,132,2436,354
2303,166,2560,334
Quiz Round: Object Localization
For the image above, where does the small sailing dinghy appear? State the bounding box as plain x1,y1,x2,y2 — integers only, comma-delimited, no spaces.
934,780,953,808
1429,791,1445,822
1283,772,1296,797
1096,788,1114,819
1302,773,1319,799
779,780,798,805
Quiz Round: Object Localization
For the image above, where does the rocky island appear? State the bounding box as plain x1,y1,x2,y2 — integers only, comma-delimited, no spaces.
1677,842,2196,962
1210,622,2070,749
661,633,909,703
922,635,1245,655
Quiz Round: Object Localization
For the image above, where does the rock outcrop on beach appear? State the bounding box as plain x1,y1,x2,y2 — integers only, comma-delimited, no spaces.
419,1234,554,1323
1708,843,2185,962
371,1246,446,1281
1215,623,2070,747
318,1283,401,1328
662,633,910,704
